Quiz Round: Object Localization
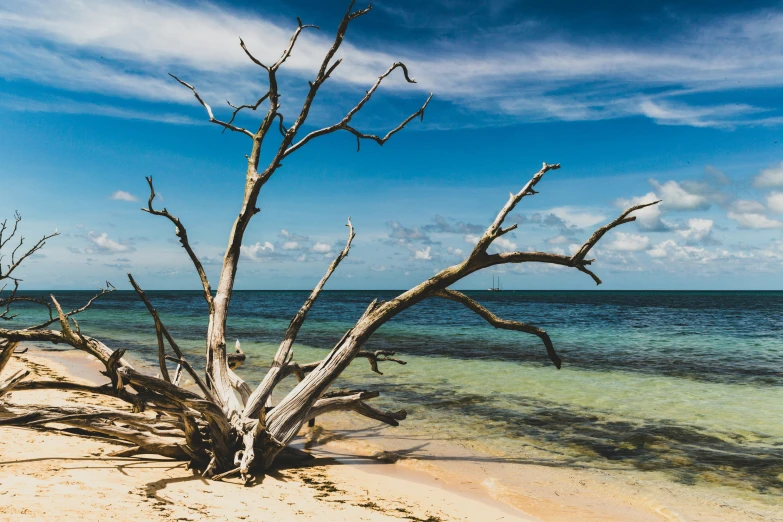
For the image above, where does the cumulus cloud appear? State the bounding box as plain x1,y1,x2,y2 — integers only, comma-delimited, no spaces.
311,242,332,253
766,192,783,214
241,241,275,261
676,218,716,245
727,211,783,229
422,215,484,235
509,212,579,235
616,192,669,231
753,163,783,188
491,237,518,251
730,199,766,213
279,229,309,241
548,207,606,228
650,180,709,210
606,232,650,251
86,231,132,254
645,240,778,275
387,222,434,245
547,234,570,244
414,246,432,260
110,190,138,202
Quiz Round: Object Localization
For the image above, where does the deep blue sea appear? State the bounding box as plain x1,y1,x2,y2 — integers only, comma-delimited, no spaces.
9,290,783,495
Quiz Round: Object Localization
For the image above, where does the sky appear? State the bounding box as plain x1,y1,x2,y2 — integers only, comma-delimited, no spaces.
3,0,783,290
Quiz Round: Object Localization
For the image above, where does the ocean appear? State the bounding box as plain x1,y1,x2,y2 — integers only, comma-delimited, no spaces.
9,290,783,499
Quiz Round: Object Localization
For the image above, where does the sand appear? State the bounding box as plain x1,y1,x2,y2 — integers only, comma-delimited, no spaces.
1,348,781,521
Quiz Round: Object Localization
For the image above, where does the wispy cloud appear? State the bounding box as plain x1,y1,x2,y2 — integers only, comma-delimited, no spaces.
86,231,134,254
2,0,783,127
110,190,138,202
0,93,200,124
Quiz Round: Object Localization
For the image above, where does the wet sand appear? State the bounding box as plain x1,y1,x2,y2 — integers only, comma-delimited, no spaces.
1,347,780,521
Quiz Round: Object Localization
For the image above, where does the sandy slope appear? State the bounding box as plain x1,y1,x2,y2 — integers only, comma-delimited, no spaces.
0,351,528,522
1,349,781,521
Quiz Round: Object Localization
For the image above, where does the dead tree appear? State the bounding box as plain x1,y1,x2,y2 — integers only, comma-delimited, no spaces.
0,2,659,483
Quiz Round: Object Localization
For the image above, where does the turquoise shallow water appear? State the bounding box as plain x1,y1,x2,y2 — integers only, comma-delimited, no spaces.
10,290,783,495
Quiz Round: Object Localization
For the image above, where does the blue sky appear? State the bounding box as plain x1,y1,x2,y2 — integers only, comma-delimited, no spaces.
3,0,783,290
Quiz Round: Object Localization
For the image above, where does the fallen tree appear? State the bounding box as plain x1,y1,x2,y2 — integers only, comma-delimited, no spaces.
0,1,659,484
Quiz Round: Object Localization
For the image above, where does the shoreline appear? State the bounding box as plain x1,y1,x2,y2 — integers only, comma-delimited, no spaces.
2,345,781,521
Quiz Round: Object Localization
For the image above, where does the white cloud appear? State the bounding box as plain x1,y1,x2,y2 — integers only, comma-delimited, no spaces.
0,93,199,124
754,163,783,188
639,99,763,128
241,241,274,260
616,192,668,231
492,237,518,251
547,235,570,245
87,231,131,253
606,232,650,252
463,234,480,245
4,0,783,127
311,242,332,253
731,199,766,213
548,207,606,228
447,246,463,256
414,246,432,260
645,240,774,274
727,212,783,229
370,265,387,272
649,180,709,211
766,192,783,214
281,241,300,250
648,240,676,259
110,190,137,202
676,218,714,245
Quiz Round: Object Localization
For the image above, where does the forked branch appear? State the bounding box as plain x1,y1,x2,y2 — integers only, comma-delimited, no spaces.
168,74,254,138
24,282,115,330
285,62,432,156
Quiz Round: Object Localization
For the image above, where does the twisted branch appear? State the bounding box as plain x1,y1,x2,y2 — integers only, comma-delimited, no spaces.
168,74,254,138
285,61,431,156
433,289,560,368
141,177,214,312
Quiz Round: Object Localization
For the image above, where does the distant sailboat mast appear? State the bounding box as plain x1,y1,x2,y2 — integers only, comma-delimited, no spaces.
488,275,502,291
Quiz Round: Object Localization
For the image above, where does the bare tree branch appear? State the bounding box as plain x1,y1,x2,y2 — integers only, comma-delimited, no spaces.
243,219,355,419
355,349,408,375
308,390,406,426
141,177,214,312
433,289,561,368
0,212,59,310
284,62,432,156
224,93,270,134
472,162,560,257
168,74,255,138
23,282,115,330
571,200,662,265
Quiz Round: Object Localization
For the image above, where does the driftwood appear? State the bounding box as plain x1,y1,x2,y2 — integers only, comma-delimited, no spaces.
0,1,660,484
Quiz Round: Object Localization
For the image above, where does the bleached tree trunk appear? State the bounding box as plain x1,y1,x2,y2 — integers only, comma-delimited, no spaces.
0,1,659,484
